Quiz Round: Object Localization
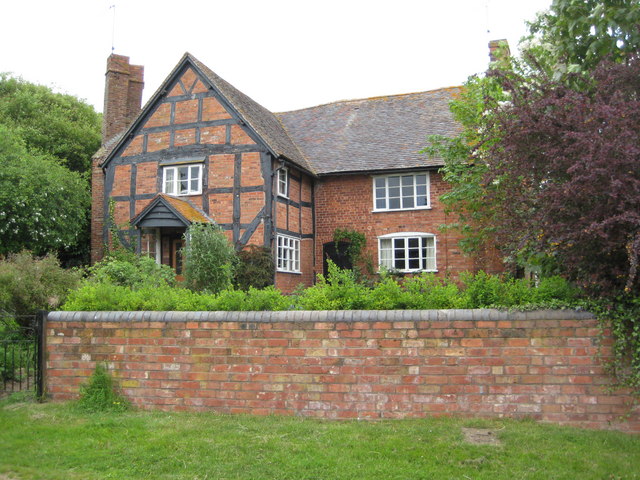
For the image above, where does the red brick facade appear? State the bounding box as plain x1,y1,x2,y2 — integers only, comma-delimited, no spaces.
46,310,639,431
314,173,476,279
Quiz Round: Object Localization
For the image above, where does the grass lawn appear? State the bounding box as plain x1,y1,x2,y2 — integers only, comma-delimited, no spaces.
0,397,638,480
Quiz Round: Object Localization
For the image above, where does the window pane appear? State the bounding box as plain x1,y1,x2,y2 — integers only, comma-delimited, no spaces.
179,166,188,180
376,198,386,209
403,196,414,208
388,176,400,187
389,197,401,209
402,185,414,197
416,175,427,186
375,177,385,188
401,175,413,186
191,179,199,191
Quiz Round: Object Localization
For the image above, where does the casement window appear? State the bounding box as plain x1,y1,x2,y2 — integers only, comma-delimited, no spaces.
373,172,430,211
277,168,289,197
276,234,300,273
378,233,436,272
163,164,202,196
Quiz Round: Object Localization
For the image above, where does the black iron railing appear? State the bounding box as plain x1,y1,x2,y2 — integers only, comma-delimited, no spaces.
0,311,45,399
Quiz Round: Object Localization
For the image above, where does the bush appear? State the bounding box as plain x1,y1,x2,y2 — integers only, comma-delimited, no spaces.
234,245,274,291
76,364,129,413
88,249,175,288
0,251,81,325
62,265,581,313
295,262,369,310
183,223,237,293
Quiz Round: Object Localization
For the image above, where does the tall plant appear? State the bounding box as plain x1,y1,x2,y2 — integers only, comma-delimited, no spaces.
182,223,237,293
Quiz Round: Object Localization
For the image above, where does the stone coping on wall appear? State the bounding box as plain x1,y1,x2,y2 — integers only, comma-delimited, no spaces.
48,309,596,323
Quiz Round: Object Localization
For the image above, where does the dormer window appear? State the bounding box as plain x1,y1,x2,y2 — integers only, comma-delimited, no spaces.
277,167,288,197
163,164,202,196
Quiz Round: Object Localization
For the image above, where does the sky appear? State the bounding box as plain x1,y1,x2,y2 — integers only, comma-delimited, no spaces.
2,0,552,114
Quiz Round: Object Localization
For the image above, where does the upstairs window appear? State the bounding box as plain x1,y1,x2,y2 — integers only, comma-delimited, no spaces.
277,168,289,197
373,172,430,211
163,164,202,196
378,233,436,272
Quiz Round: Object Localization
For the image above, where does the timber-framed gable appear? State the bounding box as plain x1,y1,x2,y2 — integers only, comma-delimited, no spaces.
93,53,316,290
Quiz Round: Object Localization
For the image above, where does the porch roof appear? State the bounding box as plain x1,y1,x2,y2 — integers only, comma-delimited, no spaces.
131,194,212,228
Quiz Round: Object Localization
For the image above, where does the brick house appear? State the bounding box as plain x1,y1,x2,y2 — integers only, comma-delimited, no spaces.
92,52,501,293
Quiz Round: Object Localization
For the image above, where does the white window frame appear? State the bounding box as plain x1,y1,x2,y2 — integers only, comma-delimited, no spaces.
277,167,289,198
378,232,437,273
372,172,430,211
276,234,300,273
162,164,203,196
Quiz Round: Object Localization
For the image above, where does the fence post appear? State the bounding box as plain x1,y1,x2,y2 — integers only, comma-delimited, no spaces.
35,310,47,401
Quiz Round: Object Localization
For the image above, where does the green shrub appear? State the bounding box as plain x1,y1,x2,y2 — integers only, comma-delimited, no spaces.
62,264,581,313
183,223,237,293
295,262,369,310
89,249,175,288
76,364,129,413
234,245,274,291
0,251,81,324
403,274,466,309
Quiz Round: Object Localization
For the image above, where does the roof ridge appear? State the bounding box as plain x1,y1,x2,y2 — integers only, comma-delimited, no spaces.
275,85,463,115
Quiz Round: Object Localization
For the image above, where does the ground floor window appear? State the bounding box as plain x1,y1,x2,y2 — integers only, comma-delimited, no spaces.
378,233,436,272
140,228,160,263
276,234,300,273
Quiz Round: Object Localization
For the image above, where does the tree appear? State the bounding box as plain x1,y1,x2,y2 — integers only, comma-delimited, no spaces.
484,55,640,293
0,74,101,174
0,75,101,261
527,0,640,79
427,0,640,287
0,125,89,256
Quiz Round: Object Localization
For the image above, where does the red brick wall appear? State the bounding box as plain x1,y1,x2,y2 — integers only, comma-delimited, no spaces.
314,172,481,279
46,310,639,432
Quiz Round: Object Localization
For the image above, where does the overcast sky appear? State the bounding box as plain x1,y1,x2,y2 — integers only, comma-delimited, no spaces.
2,0,551,114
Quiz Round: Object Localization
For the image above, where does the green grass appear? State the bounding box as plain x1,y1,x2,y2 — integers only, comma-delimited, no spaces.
0,399,638,480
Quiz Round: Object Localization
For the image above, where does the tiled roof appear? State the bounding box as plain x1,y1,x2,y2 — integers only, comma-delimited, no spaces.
188,54,314,174
131,193,212,227
276,88,462,175
160,194,212,224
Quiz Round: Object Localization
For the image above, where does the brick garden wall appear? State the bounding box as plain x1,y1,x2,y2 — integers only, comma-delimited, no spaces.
46,310,639,432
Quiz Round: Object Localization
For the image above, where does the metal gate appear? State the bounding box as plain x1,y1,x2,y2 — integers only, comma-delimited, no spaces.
0,311,45,399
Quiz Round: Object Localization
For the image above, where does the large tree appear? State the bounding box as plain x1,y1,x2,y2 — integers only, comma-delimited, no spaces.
427,0,640,291
0,74,101,175
0,75,101,261
528,0,640,79
485,55,640,293
0,125,89,256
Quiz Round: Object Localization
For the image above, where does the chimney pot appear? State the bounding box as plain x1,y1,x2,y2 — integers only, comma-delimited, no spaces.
102,54,144,142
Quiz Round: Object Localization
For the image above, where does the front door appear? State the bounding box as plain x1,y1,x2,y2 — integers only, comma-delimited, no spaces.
322,241,353,276
159,228,186,281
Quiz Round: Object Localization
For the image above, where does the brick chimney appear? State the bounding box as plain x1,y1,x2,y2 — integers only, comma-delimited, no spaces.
488,39,511,64
102,54,144,142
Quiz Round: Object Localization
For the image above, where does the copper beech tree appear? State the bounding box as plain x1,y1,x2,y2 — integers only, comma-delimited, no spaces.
484,55,640,294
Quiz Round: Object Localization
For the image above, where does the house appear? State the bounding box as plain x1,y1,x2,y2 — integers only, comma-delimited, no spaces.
92,50,503,293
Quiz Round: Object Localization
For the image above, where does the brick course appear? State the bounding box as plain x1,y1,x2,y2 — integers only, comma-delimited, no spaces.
46,310,639,431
